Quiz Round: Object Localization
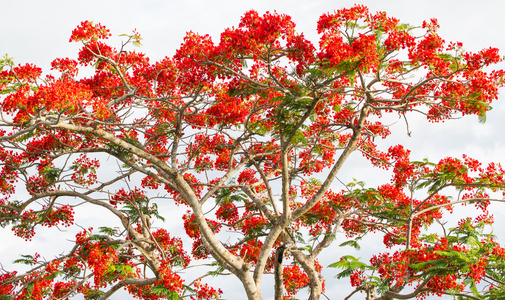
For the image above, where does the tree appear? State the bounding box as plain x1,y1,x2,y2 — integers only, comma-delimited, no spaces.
1,4,505,299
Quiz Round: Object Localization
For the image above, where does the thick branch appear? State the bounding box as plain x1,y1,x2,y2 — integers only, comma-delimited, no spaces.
98,278,156,300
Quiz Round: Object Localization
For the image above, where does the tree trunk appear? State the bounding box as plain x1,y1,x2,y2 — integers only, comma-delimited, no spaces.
274,246,286,300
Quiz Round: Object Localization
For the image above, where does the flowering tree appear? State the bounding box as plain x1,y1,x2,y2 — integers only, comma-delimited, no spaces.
1,5,505,300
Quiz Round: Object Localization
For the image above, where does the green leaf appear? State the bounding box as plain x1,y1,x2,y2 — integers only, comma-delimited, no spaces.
335,268,354,279
466,236,480,249
13,254,36,266
84,290,104,300
434,250,471,262
339,240,361,250
328,255,361,267
328,261,348,269
463,277,480,297
208,265,226,277
119,33,143,47
292,129,307,145
348,72,356,86
419,233,439,243
436,53,455,60
410,261,432,271
152,284,180,299
99,226,121,236
183,284,196,293
478,111,487,123
249,122,269,135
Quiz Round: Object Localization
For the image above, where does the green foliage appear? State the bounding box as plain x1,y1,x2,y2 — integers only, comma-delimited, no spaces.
84,290,105,300
118,33,143,47
214,187,247,205
248,121,269,135
339,239,361,250
98,226,121,236
106,264,134,281
40,165,62,184
291,129,308,145
152,284,179,300
0,55,17,95
14,130,35,143
328,255,376,279
120,196,165,223
208,261,227,277
13,254,37,266
121,137,143,148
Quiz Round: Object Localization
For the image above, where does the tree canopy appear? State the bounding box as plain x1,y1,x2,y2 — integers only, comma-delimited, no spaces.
1,5,505,300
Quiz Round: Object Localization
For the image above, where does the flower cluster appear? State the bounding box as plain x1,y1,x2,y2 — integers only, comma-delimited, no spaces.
69,20,111,42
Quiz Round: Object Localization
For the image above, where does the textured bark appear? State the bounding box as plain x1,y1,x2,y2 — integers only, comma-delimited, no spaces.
274,245,286,300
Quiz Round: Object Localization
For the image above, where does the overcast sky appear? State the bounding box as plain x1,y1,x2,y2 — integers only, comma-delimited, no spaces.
1,1,505,299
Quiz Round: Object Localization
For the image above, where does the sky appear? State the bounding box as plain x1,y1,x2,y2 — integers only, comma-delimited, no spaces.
1,0,505,299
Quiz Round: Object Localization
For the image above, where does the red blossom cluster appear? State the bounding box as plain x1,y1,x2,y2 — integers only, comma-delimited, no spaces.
283,264,310,296
69,20,111,42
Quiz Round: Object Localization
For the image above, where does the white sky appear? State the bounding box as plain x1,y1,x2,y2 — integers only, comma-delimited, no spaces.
1,1,505,299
